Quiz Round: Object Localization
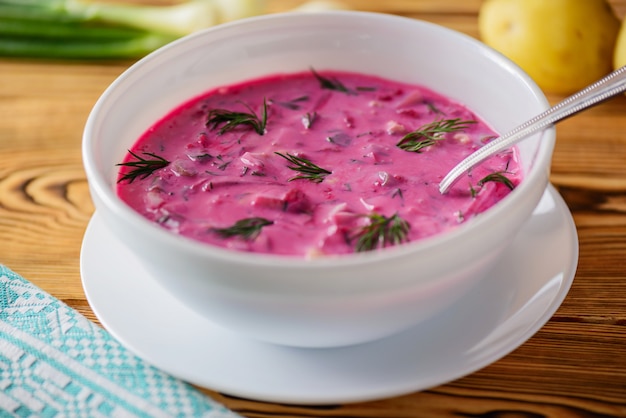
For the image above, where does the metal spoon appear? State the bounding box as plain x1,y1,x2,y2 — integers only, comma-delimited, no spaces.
439,65,626,194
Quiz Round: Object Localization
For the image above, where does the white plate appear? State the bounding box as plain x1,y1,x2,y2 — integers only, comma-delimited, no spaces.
80,185,578,405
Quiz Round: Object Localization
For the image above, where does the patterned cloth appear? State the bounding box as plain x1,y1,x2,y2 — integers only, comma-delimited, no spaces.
0,265,241,418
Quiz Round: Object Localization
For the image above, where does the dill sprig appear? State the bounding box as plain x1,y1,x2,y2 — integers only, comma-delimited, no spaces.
274,152,331,183
116,150,170,183
271,95,309,110
353,213,411,252
396,118,476,152
206,98,267,135
211,217,273,241
310,67,354,95
477,171,515,190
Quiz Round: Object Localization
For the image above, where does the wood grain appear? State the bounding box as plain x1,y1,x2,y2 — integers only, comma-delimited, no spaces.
1,1,626,417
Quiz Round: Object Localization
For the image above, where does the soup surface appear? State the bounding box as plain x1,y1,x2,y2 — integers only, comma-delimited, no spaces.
117,70,521,256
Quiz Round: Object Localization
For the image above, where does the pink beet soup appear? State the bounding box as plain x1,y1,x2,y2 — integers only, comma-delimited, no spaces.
116,69,521,257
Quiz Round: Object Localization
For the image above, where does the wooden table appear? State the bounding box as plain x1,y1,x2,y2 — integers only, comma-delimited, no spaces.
1,1,625,416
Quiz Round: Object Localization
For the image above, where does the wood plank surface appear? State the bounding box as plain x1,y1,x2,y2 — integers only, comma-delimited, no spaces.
1,1,625,417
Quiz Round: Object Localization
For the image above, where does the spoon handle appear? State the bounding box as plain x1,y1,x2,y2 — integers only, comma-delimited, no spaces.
439,65,626,194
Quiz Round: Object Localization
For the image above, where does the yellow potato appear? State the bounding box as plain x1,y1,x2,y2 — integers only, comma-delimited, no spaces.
615,19,626,69
479,0,620,94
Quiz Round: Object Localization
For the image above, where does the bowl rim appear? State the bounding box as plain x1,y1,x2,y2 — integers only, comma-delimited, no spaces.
82,10,555,269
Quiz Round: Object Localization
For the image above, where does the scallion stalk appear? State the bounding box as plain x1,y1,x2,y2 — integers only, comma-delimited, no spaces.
0,0,348,60
0,17,148,39
63,0,222,37
0,33,172,59
0,0,261,59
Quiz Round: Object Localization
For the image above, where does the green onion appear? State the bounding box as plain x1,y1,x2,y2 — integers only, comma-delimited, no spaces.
0,0,264,59
0,17,147,39
0,0,350,60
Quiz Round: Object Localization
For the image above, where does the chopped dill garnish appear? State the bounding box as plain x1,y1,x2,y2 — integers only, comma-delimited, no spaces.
215,155,231,171
116,150,170,183
271,95,309,110
157,214,171,225
391,188,404,200
353,213,411,252
211,217,273,240
189,153,213,162
206,98,267,135
477,171,515,190
274,152,332,183
425,101,444,115
310,67,354,95
396,118,476,153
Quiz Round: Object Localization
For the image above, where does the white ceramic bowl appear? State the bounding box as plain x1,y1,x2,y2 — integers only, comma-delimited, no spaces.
83,11,555,348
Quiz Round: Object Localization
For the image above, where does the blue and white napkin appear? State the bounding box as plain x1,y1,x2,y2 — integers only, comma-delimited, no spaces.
0,264,241,418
